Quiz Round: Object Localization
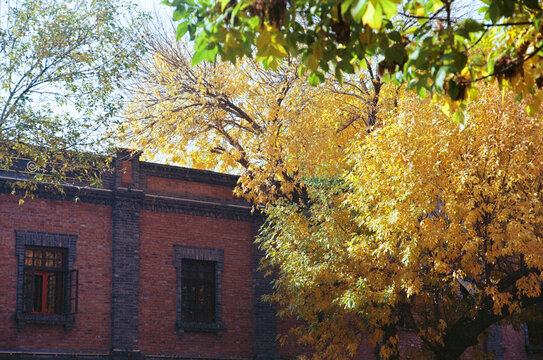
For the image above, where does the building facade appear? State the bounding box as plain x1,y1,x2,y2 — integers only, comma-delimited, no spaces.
0,151,285,360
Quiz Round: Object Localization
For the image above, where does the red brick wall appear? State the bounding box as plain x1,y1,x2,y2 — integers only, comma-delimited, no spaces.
138,210,253,358
501,325,543,360
121,161,133,185
146,176,237,200
0,194,112,353
276,317,312,360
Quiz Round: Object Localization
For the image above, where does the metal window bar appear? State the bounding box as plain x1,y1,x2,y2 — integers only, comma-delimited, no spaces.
22,267,35,313
65,269,79,315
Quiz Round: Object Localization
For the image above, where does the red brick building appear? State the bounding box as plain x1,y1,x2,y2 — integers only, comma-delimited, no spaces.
0,151,283,360
0,151,541,360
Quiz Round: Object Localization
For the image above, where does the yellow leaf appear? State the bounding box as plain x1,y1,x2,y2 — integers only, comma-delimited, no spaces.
363,2,383,30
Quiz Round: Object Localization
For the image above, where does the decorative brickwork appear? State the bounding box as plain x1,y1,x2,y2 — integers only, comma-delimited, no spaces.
140,162,238,188
142,194,252,221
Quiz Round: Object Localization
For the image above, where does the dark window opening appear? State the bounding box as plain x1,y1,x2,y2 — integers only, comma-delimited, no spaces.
528,322,543,348
22,246,78,315
181,259,216,323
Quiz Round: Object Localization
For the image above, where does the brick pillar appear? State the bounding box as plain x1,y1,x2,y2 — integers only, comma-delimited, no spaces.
252,216,279,360
485,325,504,360
111,151,144,360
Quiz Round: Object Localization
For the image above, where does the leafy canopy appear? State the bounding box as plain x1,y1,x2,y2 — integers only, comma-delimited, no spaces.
261,85,543,359
123,16,543,357
165,0,543,116
121,34,395,204
122,27,543,358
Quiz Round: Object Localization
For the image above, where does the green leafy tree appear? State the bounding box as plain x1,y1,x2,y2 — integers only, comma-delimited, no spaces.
166,0,543,117
0,0,146,187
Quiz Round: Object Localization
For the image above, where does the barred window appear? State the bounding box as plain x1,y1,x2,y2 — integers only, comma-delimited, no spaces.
181,259,216,323
174,245,224,335
22,246,78,315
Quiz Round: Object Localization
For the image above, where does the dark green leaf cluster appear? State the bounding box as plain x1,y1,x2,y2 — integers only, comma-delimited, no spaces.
166,0,543,100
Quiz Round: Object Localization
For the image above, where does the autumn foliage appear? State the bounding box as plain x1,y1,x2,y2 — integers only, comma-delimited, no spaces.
123,28,543,358
261,86,543,359
122,36,395,204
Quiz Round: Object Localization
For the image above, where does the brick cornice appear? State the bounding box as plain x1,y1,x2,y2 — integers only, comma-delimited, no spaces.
142,194,253,221
140,162,239,187
0,177,113,205
0,176,253,220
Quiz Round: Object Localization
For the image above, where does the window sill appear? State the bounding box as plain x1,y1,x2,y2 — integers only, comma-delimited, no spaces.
175,321,225,337
15,313,74,331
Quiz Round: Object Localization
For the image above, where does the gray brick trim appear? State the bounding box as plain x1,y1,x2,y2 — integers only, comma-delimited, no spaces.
251,217,279,360
0,351,108,360
14,230,77,330
173,245,225,336
485,325,504,359
143,195,252,221
110,190,143,352
0,178,113,205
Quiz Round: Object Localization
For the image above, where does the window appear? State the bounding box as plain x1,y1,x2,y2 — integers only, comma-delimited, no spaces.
15,230,78,329
181,259,216,323
526,322,543,352
23,246,78,315
174,245,224,336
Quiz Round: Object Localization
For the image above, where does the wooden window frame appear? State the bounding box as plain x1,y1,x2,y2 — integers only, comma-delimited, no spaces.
15,231,78,331
23,246,66,315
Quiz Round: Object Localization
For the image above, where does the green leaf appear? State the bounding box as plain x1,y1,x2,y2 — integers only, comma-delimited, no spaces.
487,1,500,23
417,85,427,98
363,1,383,30
435,66,451,90
351,0,368,23
220,0,231,11
308,72,320,86
388,30,402,42
248,15,259,29
176,21,190,40
448,79,459,100
456,19,484,38
341,0,355,15
173,9,183,21
386,43,406,64
452,109,465,125
502,0,515,17
380,0,400,17
523,0,540,10
192,45,218,65
526,104,536,116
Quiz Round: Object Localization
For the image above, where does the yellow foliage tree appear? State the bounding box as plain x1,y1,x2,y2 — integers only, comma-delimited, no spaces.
121,35,395,204
122,28,543,360
261,85,543,359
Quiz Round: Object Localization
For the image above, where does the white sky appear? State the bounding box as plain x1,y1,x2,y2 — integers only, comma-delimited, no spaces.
134,0,173,17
